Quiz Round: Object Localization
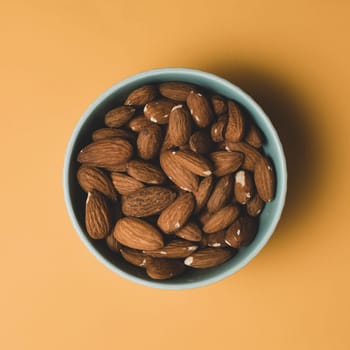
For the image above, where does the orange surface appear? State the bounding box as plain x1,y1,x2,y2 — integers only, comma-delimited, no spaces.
1,1,350,349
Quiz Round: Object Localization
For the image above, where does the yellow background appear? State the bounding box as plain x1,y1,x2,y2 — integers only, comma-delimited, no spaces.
1,1,350,349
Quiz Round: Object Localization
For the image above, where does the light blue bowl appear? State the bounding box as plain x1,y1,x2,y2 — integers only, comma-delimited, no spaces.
63,68,287,290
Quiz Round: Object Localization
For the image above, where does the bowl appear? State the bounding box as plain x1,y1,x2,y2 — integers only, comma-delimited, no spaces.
63,68,287,289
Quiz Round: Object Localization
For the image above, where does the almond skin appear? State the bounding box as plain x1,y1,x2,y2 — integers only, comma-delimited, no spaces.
206,231,228,248
203,204,241,233
207,175,233,213
225,216,258,248
105,234,122,253
254,157,276,202
113,217,164,250
85,190,111,239
124,85,158,106
137,124,162,160
211,114,228,142
186,91,213,128
77,165,117,201
128,115,152,133
173,150,213,177
225,101,245,142
234,170,255,205
167,104,192,146
103,163,128,173
144,239,198,258
157,193,195,233
246,193,265,216
194,176,214,213
121,186,176,217
146,259,185,280
127,160,166,185
159,82,197,101
92,128,135,142
210,94,227,116
78,138,133,169
144,99,176,124
209,151,243,176
245,121,264,148
120,247,150,267
111,172,145,195
184,248,235,268
105,106,136,128
175,221,203,242
189,130,214,154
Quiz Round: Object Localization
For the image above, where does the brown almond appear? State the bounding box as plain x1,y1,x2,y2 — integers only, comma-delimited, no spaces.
225,101,245,142
85,190,111,239
234,170,255,205
246,193,265,216
175,221,203,242
77,138,133,169
92,128,135,142
207,175,233,213
120,247,151,268
113,217,164,250
103,163,128,173
245,121,264,148
160,150,199,192
254,157,276,202
225,216,258,248
144,99,176,124
184,248,235,268
159,82,197,101
144,239,198,258
105,106,136,128
198,209,212,226
210,94,227,116
137,124,162,160
189,130,214,154
128,115,152,133
105,234,122,253
146,259,185,280
173,150,213,177
111,172,144,195
209,151,243,176
121,186,176,217
211,114,228,142
157,193,195,233
194,176,214,213
127,160,165,184
167,104,192,146
203,204,241,233
186,91,213,128
77,165,117,201
199,234,209,248
206,231,228,248
124,85,158,106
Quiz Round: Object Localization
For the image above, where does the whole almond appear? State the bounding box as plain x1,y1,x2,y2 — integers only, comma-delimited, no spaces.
209,151,243,176
207,175,233,213
105,106,136,128
159,82,197,101
246,193,265,216
173,150,213,177
175,221,203,242
105,234,122,253
225,101,245,142
113,217,164,250
254,157,276,202
167,104,192,146
120,247,151,267
203,204,240,233
128,115,152,133
137,124,162,160
127,160,165,184
225,216,258,248
211,114,228,142
206,231,228,248
245,121,264,148
198,209,212,226
124,85,158,106
189,130,214,154
146,259,185,280
160,150,199,192
234,170,255,205
194,176,214,213
144,239,198,258
111,172,144,195
77,165,117,201
186,91,213,128
121,186,176,217
92,128,135,142
157,193,195,233
144,99,176,124
210,94,227,116
85,190,111,239
103,163,128,173
78,138,133,169
184,248,235,268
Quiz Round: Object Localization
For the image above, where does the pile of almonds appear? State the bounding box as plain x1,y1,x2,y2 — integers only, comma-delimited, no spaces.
77,82,276,280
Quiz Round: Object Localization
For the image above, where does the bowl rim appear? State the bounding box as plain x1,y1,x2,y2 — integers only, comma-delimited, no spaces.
63,67,287,290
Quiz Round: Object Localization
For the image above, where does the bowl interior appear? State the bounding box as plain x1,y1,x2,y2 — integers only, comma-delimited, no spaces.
64,68,287,289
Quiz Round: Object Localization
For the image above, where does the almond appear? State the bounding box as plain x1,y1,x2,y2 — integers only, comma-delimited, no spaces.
124,85,158,106
225,101,245,142
111,172,144,195
146,258,185,280
245,121,264,148
78,138,133,169
210,94,227,116
246,193,265,216
206,231,228,248
121,186,176,217
175,221,203,242
184,248,235,268
160,150,199,192
234,170,255,205
77,165,117,201
203,204,240,233
92,128,135,142
157,193,195,233
207,175,233,213
198,209,212,226
194,176,214,213
128,115,152,133
105,234,122,253
137,124,162,160
113,217,164,250
199,234,209,248
103,163,128,173
209,151,243,176
186,91,213,128
85,190,111,239
127,160,165,184
254,157,276,202
167,104,192,146
159,82,197,101
144,239,198,258
173,150,213,177
225,216,258,248
144,99,176,124
189,130,214,154
120,247,150,267
105,106,136,128
211,114,228,142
